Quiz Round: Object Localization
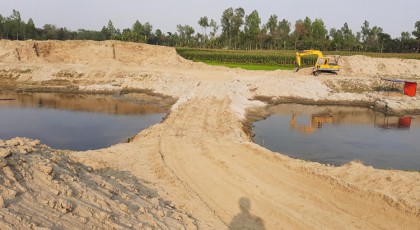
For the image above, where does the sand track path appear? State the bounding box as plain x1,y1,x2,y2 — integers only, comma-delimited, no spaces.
78,82,420,229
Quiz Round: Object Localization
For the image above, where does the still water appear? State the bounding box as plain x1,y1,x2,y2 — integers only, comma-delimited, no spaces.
0,92,169,151
252,104,420,171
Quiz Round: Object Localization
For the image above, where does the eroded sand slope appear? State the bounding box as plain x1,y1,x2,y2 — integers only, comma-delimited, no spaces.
1,40,420,229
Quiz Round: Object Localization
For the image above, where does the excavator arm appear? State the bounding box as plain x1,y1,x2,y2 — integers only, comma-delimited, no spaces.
295,50,324,69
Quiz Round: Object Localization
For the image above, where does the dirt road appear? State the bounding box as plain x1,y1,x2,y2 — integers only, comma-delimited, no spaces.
1,40,419,229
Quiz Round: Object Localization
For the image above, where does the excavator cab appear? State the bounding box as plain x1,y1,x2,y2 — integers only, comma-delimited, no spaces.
295,50,340,76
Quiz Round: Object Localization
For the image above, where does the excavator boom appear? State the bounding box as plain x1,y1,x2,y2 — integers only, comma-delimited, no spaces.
296,50,324,67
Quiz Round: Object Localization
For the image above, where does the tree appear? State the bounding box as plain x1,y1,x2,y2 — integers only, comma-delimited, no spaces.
266,14,278,49
165,32,177,46
311,19,328,49
355,32,362,51
278,19,291,49
413,20,420,52
57,27,74,40
401,31,411,41
107,20,117,39
221,7,234,47
330,28,343,50
26,18,36,39
198,16,209,45
258,27,269,49
361,20,370,41
370,26,383,51
198,16,209,34
399,32,412,52
302,17,313,48
341,22,357,51
209,19,219,38
121,28,133,42
132,20,143,42
220,7,244,49
43,24,58,40
10,9,22,40
208,19,220,48
0,14,4,39
378,32,391,53
244,10,261,49
292,19,305,50
176,24,195,46
266,15,278,36
142,22,153,41
232,8,245,49
100,26,110,40
360,20,384,51
148,29,164,45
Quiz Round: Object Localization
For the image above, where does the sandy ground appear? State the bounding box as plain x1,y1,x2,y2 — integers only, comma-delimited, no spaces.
1,40,420,229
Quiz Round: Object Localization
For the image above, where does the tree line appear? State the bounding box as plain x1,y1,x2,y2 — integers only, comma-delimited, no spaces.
1,9,419,53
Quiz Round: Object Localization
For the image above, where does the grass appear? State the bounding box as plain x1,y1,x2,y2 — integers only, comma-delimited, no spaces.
203,61,294,71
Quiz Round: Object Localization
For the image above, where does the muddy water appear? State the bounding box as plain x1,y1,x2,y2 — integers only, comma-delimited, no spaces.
252,104,420,171
0,91,170,151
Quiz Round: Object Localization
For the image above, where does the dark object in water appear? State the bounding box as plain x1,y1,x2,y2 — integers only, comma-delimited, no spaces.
0,98,16,101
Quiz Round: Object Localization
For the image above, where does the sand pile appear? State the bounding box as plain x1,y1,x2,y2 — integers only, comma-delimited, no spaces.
0,40,192,67
0,138,196,230
340,55,420,78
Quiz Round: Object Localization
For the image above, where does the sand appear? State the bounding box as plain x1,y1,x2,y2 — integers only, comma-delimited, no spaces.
0,40,419,229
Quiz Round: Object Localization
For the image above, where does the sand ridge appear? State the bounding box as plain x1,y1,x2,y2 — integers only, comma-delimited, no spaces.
1,40,420,229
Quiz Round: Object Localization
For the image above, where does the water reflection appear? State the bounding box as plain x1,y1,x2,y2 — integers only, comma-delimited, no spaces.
374,115,412,129
289,112,412,135
289,113,333,134
253,104,420,170
0,91,169,151
0,91,169,115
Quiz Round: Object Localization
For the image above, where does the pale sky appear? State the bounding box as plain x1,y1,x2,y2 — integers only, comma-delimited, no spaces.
0,0,419,38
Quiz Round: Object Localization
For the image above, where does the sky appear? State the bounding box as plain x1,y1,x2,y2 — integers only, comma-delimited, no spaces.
0,0,419,38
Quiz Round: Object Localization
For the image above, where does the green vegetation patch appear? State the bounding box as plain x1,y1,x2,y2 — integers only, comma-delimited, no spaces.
176,48,316,69
176,48,420,71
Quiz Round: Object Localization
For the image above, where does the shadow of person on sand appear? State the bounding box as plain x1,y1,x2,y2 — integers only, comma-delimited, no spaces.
228,197,265,230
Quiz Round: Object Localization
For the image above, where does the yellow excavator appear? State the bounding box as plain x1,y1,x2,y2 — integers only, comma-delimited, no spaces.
295,50,340,76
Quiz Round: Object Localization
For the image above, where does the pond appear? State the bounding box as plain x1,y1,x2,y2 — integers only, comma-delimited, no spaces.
0,91,171,151
252,104,420,171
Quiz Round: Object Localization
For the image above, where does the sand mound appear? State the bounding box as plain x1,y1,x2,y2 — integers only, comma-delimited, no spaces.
0,138,196,230
0,40,193,67
340,55,420,78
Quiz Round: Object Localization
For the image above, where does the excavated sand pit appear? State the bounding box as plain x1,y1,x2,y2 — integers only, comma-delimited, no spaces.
1,40,420,229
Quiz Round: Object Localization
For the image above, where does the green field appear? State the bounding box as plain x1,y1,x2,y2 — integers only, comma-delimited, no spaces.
176,48,420,71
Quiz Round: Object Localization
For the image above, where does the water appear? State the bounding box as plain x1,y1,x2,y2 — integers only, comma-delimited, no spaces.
252,104,420,171
0,92,169,151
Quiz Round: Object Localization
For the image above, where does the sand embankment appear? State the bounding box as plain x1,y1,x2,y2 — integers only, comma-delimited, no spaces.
1,40,420,229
